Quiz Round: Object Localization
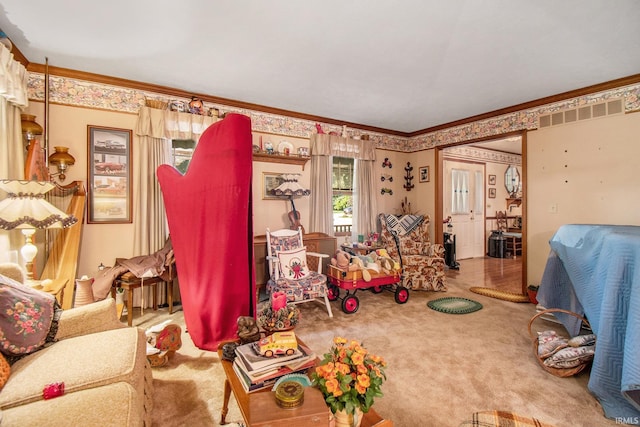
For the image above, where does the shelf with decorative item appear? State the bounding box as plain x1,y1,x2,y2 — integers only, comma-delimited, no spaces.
506,198,522,210
253,152,310,170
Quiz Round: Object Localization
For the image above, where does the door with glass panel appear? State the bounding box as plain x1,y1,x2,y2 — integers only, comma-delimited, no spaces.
443,160,485,260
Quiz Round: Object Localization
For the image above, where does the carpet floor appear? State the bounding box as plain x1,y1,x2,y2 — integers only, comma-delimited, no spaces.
130,275,620,427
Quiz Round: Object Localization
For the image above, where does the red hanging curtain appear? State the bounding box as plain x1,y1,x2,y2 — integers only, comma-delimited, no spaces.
157,113,255,350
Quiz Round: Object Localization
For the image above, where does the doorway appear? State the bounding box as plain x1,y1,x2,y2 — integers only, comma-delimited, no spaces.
442,160,485,259
436,133,527,295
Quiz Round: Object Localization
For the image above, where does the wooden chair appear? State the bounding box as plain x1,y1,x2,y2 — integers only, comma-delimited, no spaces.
266,227,333,317
496,211,522,258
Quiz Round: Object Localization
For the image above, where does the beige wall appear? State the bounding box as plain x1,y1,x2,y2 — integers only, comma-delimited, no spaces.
527,111,640,285
251,132,311,235
12,105,431,278
22,102,137,278
373,149,439,240
16,93,639,289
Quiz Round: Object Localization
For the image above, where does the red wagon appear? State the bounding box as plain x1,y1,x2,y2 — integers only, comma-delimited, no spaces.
326,264,409,314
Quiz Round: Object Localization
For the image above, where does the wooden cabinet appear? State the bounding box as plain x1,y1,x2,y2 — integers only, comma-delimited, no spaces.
254,232,337,287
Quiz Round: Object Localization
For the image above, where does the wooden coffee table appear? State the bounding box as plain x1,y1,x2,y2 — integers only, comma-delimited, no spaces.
217,339,393,426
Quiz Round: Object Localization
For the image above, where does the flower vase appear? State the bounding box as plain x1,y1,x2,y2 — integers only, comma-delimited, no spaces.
332,407,363,427
74,276,95,307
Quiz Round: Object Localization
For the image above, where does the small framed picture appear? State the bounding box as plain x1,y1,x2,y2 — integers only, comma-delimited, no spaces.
262,172,284,200
488,188,496,198
419,166,430,183
488,174,496,186
87,125,132,224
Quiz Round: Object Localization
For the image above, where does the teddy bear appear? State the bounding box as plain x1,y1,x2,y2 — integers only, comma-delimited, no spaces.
330,249,373,282
369,249,400,274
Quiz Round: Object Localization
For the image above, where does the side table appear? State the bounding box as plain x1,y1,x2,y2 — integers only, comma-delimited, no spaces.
217,339,393,426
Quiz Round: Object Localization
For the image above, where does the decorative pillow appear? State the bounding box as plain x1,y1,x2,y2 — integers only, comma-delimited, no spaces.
568,333,596,347
277,247,310,280
0,352,9,390
537,330,569,358
543,345,595,369
269,234,301,253
0,273,56,361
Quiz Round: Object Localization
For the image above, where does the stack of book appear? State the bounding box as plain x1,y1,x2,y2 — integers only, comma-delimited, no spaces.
233,339,316,393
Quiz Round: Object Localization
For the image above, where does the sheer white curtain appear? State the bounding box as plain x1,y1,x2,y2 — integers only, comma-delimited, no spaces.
352,159,377,237
0,43,28,180
309,153,333,235
132,106,217,306
309,134,376,236
451,169,469,214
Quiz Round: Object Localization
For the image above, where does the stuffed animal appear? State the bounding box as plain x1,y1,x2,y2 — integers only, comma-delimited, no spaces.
369,249,400,274
331,249,351,270
331,250,373,282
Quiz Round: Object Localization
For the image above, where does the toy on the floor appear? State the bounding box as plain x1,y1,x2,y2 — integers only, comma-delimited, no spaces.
328,248,407,314
146,321,182,367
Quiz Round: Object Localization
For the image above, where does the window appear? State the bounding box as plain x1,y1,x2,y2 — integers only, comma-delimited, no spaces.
171,139,196,173
451,168,469,214
332,157,354,235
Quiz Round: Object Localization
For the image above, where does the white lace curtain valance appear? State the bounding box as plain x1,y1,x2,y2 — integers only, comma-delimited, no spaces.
310,133,376,160
0,43,28,108
135,106,218,140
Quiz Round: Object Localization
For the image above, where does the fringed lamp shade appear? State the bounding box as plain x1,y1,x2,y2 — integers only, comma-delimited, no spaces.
271,174,311,198
0,180,78,280
0,180,77,230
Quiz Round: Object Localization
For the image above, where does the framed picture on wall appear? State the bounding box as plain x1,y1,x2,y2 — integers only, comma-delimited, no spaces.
262,172,284,200
488,187,496,198
419,166,430,183
87,125,132,223
488,174,496,185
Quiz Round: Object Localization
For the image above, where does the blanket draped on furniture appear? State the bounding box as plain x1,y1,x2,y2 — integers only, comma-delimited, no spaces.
538,224,640,421
378,213,446,291
91,238,174,301
157,113,255,351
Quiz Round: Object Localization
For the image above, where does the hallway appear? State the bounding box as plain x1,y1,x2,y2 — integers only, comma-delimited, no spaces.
445,256,523,294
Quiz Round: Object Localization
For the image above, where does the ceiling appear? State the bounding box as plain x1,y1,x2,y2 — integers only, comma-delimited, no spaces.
1,1,639,134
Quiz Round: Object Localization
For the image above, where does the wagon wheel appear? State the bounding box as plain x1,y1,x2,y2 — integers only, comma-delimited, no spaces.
371,285,384,294
285,348,295,356
342,295,360,314
394,287,409,304
264,350,274,357
327,284,340,301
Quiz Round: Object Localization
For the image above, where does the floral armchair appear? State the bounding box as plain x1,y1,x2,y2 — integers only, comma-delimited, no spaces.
265,227,333,317
378,213,447,292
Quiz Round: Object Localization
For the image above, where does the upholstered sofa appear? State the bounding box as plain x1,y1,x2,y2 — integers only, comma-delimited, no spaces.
379,213,447,292
0,282,153,426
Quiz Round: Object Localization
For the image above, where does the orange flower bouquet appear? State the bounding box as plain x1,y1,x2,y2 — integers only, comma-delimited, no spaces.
311,337,386,416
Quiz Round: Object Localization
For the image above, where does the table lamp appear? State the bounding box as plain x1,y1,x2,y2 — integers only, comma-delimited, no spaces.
0,180,78,280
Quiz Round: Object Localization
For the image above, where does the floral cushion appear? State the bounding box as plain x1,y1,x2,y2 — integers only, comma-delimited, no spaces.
543,345,595,369
267,271,328,302
0,274,56,362
277,247,310,280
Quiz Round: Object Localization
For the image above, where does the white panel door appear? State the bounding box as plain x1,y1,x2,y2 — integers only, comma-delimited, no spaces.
443,160,485,260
